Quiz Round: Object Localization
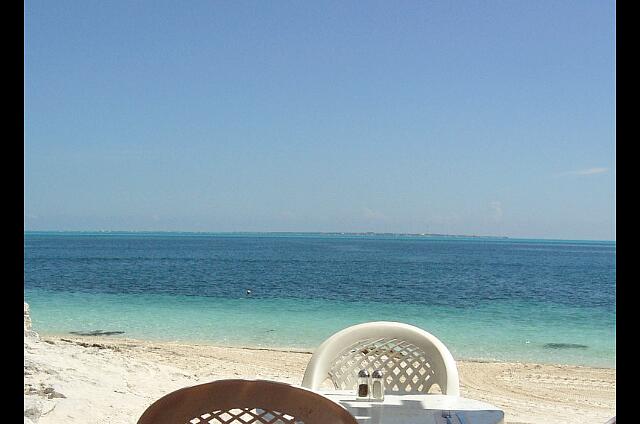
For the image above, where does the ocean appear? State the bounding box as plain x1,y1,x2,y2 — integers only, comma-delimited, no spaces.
23,232,616,368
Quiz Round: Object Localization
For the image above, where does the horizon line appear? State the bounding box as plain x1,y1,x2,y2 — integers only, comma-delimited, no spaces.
23,229,616,243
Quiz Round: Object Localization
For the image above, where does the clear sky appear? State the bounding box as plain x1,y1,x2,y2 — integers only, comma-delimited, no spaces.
24,0,615,240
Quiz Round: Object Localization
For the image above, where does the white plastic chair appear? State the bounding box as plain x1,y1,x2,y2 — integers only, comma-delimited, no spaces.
302,321,460,396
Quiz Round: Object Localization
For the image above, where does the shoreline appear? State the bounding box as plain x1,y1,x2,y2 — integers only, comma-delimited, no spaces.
36,330,617,370
25,332,616,424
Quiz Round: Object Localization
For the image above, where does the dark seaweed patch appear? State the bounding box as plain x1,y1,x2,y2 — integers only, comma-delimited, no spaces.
70,330,125,336
543,343,588,349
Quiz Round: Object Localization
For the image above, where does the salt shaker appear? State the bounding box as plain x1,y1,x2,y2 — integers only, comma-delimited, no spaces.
371,369,384,401
357,369,370,399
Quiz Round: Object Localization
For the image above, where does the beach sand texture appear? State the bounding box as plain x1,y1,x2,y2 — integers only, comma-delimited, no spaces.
24,331,615,424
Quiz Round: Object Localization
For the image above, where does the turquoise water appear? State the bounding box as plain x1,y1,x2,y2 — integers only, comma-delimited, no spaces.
24,232,616,368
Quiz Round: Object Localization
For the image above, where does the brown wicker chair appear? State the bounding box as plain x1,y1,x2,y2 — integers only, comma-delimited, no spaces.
137,379,359,424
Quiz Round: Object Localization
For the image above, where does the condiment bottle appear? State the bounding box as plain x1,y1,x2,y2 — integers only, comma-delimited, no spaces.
371,369,384,401
357,369,370,399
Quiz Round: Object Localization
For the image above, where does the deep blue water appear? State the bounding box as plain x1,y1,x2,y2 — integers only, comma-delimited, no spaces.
24,232,616,367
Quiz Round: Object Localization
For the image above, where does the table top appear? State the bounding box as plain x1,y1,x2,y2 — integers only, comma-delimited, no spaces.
317,390,505,424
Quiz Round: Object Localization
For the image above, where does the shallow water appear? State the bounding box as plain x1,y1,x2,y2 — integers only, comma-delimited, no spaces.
24,232,616,368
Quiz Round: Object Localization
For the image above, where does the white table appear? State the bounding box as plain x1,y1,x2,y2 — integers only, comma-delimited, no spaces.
317,390,505,424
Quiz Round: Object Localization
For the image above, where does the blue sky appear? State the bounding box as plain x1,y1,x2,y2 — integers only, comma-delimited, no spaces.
24,0,615,240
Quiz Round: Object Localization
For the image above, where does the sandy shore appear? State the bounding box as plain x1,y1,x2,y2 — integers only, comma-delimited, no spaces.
23,331,615,424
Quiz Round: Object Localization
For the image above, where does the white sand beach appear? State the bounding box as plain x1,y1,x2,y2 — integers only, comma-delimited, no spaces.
24,307,615,424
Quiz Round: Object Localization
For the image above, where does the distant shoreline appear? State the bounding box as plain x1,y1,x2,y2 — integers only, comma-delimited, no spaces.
23,230,615,243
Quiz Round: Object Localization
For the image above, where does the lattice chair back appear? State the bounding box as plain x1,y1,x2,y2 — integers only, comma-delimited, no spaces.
301,321,460,396
137,379,359,424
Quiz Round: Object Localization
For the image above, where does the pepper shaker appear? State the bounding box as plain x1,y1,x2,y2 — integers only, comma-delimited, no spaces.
357,369,370,399
371,369,384,401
